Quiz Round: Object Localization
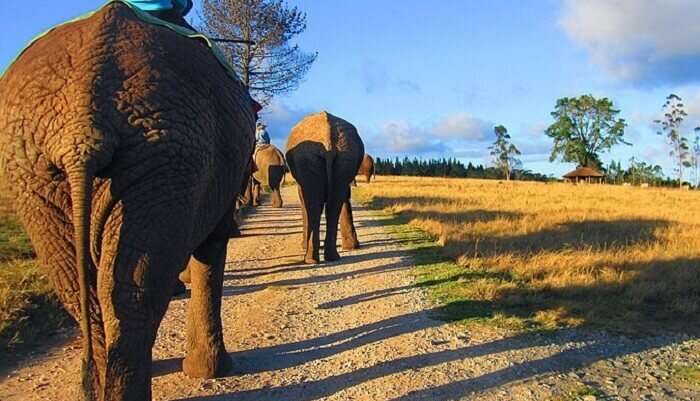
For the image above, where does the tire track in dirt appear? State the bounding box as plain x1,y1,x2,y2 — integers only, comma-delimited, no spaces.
2,184,699,401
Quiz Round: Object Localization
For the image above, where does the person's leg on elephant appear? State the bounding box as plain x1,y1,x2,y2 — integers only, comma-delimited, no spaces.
323,181,349,262
97,200,192,401
182,206,233,378
340,185,360,250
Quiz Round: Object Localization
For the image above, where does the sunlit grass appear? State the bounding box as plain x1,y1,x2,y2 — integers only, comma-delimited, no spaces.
0,185,68,351
356,176,700,332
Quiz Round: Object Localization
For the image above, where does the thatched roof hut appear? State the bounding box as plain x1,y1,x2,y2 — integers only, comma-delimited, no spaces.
563,166,604,184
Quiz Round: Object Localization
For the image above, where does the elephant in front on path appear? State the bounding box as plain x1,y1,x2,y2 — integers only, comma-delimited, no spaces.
285,111,364,264
250,144,287,208
0,3,258,401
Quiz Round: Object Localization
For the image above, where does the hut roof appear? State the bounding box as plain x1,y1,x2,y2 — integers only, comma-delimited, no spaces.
563,166,604,178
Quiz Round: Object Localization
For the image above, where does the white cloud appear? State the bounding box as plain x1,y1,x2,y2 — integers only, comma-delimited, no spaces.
381,120,447,153
371,113,550,160
432,112,491,139
261,99,312,144
560,0,700,85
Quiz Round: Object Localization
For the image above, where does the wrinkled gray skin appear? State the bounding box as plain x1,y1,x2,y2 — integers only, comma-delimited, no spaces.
286,111,364,264
0,3,256,401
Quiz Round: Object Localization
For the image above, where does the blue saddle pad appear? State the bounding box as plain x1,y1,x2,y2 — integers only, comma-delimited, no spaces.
123,0,192,15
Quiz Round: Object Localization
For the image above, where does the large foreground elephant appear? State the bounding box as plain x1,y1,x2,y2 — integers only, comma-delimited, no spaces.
285,111,364,264
0,3,257,401
251,144,287,207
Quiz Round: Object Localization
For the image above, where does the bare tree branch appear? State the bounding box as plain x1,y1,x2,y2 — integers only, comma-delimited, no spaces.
199,0,317,106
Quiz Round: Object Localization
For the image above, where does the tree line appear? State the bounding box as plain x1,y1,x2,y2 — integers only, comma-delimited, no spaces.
374,157,550,181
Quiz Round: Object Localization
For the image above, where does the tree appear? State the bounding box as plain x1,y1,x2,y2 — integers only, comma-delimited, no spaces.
545,95,628,169
200,0,317,105
606,160,624,184
488,125,521,180
626,157,664,186
654,94,691,187
692,129,700,188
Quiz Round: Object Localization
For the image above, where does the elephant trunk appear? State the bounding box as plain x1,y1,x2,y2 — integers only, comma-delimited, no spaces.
68,166,97,401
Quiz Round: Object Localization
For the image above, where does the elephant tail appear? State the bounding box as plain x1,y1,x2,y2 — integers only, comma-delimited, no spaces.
67,166,97,400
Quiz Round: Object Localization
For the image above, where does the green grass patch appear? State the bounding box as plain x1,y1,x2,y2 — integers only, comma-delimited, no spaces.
0,260,70,349
672,365,700,388
355,189,551,333
0,189,70,352
548,383,605,401
0,214,34,261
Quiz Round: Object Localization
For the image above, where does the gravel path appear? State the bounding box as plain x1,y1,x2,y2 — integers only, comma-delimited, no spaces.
1,184,699,400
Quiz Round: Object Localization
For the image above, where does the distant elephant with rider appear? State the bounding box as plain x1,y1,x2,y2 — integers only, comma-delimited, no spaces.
250,144,287,208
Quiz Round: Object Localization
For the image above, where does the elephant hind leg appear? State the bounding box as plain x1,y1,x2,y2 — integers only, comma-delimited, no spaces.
323,183,349,262
271,188,283,208
298,185,309,251
340,190,360,250
252,180,261,206
298,183,323,264
182,211,231,378
98,205,190,401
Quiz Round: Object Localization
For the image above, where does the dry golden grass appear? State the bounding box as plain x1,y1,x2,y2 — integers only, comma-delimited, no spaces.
0,184,68,351
356,176,700,332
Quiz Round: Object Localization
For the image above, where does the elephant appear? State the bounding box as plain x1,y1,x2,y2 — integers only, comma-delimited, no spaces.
250,144,287,208
285,111,364,264
0,3,258,401
356,153,375,184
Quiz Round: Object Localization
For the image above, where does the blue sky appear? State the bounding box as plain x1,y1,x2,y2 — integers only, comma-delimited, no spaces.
3,1,700,177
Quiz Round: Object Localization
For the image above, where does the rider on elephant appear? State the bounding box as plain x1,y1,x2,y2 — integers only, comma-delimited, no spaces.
255,121,271,146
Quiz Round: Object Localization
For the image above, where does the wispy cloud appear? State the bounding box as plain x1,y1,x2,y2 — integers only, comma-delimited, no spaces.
261,99,313,144
432,112,491,140
356,61,423,94
560,0,700,86
369,113,551,163
381,120,447,153
396,79,422,93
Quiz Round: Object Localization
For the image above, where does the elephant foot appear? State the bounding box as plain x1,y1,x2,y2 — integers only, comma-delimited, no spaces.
303,250,320,264
183,344,231,379
324,249,341,262
342,240,360,251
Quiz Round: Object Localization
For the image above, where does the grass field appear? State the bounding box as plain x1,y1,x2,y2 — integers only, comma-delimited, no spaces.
356,176,700,333
0,185,68,350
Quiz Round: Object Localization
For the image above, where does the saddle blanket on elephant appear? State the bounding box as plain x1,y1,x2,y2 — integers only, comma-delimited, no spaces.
124,0,192,13
3,1,240,85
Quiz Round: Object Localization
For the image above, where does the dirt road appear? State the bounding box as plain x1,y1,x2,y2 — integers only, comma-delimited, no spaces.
2,184,699,400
